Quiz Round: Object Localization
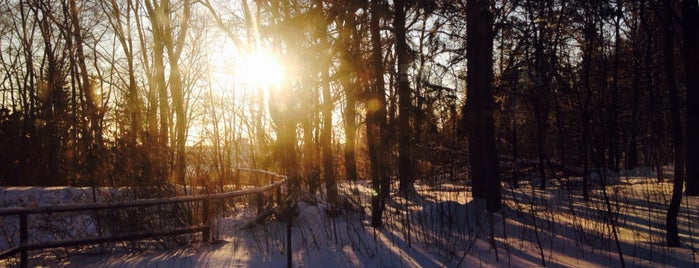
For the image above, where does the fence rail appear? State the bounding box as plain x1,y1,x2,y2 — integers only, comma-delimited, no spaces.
0,169,288,268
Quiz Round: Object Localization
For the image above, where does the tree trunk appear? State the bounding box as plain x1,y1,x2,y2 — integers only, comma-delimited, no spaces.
663,0,684,247
531,2,550,191
170,63,187,186
369,0,389,228
683,0,699,196
165,0,190,186
336,6,359,182
302,88,319,194
580,8,596,202
465,0,501,212
321,71,336,204
628,29,641,170
344,87,358,182
640,0,666,182
145,0,170,183
37,7,65,185
394,0,414,194
315,0,337,205
609,3,622,171
68,0,104,187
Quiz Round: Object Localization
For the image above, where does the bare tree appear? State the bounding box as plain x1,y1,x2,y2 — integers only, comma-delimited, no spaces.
465,0,501,212
144,0,191,186
394,0,414,194
683,0,699,196
335,1,362,182
312,0,338,205
664,0,684,248
368,0,390,228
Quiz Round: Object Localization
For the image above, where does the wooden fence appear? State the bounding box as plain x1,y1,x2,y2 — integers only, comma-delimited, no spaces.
0,169,287,268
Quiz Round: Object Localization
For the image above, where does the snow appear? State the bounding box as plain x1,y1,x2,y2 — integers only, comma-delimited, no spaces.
1,176,697,267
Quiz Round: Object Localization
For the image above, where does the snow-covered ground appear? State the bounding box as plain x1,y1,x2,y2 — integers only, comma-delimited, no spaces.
1,176,697,267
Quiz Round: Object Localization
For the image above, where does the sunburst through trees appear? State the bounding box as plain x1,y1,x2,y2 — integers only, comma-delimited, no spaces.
0,0,697,253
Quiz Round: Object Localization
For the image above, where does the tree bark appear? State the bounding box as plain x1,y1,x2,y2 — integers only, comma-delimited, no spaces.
336,4,360,182
683,0,699,196
144,0,170,183
321,68,337,205
664,0,684,248
465,0,501,212
580,4,596,202
528,0,550,190
394,0,414,194
344,84,358,182
301,80,319,193
314,0,337,205
369,0,390,228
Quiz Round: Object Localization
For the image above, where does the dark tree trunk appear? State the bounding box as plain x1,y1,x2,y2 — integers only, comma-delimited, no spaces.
69,0,102,183
531,2,550,191
394,0,414,194
301,60,319,194
628,31,641,170
321,78,337,204
640,0,666,183
368,0,390,228
38,10,65,185
683,0,699,196
302,105,319,194
465,0,501,212
344,90,358,182
580,6,596,202
314,0,337,205
664,0,684,248
337,8,359,182
610,3,622,171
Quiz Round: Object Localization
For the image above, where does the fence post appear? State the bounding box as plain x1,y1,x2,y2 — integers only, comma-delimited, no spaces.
202,198,210,242
255,173,263,215
256,192,264,215
19,213,27,268
256,176,266,215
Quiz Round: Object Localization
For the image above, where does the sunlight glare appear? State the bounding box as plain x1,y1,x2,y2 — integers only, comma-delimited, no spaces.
234,51,285,88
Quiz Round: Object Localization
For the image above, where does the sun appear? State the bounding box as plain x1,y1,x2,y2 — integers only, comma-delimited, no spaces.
233,51,285,89
205,40,285,98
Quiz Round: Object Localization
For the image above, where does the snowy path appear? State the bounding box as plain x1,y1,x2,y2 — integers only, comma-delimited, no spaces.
2,179,698,267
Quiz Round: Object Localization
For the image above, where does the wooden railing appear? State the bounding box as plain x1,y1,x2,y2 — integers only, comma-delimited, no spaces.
0,169,287,268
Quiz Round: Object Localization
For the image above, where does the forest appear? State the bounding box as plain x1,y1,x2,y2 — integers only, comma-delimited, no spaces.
0,0,698,266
